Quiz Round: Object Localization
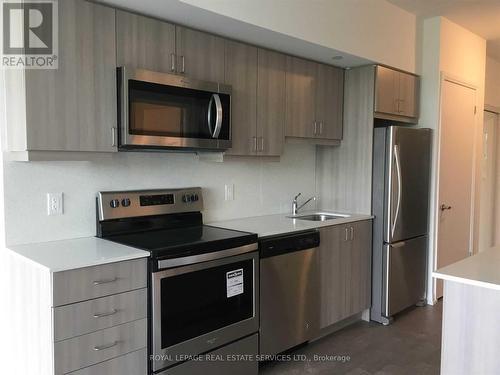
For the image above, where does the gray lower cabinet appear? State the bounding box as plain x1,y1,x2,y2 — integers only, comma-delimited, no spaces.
318,220,372,329
5,0,117,158
51,259,148,375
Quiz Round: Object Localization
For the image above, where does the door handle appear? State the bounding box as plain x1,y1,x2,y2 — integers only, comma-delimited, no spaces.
93,277,118,286
319,121,324,135
170,53,176,72
313,121,317,135
180,55,185,74
391,144,402,238
350,226,354,241
260,137,264,152
440,204,452,211
207,94,223,138
93,309,118,318
93,341,120,351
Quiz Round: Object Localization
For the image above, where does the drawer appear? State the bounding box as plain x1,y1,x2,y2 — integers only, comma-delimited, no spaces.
66,348,147,375
54,289,147,341
158,334,258,375
52,258,147,306
54,318,147,375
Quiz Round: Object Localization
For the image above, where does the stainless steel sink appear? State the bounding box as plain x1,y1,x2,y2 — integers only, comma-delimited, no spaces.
288,212,349,221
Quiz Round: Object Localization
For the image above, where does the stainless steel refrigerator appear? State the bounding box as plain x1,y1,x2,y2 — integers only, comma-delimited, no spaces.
371,126,432,325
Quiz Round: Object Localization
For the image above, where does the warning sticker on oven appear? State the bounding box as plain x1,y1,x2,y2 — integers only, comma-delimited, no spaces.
226,269,244,298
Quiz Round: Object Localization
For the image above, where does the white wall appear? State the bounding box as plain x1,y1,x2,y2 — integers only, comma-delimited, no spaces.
180,0,417,72
485,56,500,108
3,144,317,245
418,16,486,304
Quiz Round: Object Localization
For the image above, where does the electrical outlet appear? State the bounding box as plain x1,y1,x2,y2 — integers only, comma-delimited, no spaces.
47,193,63,216
224,184,235,201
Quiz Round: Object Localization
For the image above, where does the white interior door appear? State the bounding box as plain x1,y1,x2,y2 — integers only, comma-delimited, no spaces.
436,79,477,298
479,111,499,251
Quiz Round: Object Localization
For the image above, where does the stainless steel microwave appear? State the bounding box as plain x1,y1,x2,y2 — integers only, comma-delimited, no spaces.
117,67,231,151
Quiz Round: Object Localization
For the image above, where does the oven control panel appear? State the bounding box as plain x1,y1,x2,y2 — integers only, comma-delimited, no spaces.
97,188,203,221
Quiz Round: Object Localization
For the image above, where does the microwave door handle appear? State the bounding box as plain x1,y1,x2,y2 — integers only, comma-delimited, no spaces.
212,94,223,138
207,94,215,136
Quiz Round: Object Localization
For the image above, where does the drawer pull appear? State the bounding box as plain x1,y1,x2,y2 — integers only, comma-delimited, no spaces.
93,277,119,286
93,341,120,351
93,309,118,318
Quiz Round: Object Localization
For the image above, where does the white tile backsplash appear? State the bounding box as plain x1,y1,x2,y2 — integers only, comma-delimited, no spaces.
3,143,317,245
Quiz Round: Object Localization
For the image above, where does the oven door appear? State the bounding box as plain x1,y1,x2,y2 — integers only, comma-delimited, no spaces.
151,251,259,372
118,67,231,151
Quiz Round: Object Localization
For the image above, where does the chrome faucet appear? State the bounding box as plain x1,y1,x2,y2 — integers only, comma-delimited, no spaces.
292,193,316,215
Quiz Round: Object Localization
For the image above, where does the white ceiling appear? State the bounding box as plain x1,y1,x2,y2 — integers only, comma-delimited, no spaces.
387,0,500,60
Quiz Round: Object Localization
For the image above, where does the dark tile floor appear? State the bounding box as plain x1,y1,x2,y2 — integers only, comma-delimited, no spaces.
260,302,442,375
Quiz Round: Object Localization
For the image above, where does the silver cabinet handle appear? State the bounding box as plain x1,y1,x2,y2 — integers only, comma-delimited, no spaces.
207,94,223,138
93,341,119,351
313,121,317,135
253,137,257,152
391,144,402,238
170,53,176,72
440,204,452,211
93,309,118,318
260,137,264,152
399,99,405,114
345,227,349,241
93,277,118,286
319,121,324,135
111,127,117,147
350,226,354,241
180,55,185,73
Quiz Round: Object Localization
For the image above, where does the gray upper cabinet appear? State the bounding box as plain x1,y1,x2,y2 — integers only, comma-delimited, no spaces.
285,56,316,139
175,26,225,82
315,64,344,140
224,40,258,156
5,0,117,158
116,11,176,72
374,65,419,121
256,49,286,157
285,56,344,141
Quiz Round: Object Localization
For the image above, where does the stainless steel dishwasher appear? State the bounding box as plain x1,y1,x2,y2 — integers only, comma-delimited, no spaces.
259,230,321,356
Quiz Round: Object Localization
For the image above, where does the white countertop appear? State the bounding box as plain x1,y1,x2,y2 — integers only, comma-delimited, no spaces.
208,210,373,238
433,248,500,291
7,237,150,273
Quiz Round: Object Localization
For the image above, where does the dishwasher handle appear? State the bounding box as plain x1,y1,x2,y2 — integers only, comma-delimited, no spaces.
259,231,320,259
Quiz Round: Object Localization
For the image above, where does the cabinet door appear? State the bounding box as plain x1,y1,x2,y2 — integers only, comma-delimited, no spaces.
25,0,117,152
285,56,316,138
374,65,399,115
315,64,344,140
175,26,225,82
116,10,176,72
318,225,349,328
256,49,286,156
346,221,372,316
224,40,258,156
399,72,419,118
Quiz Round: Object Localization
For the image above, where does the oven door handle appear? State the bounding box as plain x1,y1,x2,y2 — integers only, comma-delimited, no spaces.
207,93,223,139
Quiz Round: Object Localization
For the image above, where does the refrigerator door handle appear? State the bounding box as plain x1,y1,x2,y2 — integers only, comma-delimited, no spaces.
391,144,402,238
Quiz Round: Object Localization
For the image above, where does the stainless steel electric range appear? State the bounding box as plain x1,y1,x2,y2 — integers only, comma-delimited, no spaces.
96,188,259,375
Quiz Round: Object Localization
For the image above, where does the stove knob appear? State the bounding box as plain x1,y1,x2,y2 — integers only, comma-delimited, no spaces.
191,194,196,202
182,194,190,203
193,194,199,202
121,198,131,207
110,199,120,208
